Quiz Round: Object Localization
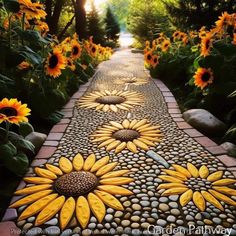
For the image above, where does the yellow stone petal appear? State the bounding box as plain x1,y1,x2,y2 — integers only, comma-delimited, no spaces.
158,175,183,183
98,138,116,148
162,169,188,181
116,104,129,111
97,185,133,195
172,164,191,178
94,190,124,210
35,167,57,180
15,184,52,195
127,141,137,153
199,165,209,179
83,154,96,171
133,139,149,151
209,189,236,206
96,104,104,110
138,126,161,132
138,138,156,147
110,105,118,112
88,193,105,223
91,136,111,143
115,142,127,154
187,163,199,178
10,190,53,208
101,170,130,179
100,177,134,185
193,191,205,212
46,164,63,176
109,121,123,129
76,196,90,229
18,194,58,221
157,183,187,190
60,197,75,230
207,171,223,182
73,153,84,171
180,189,193,207
142,136,161,142
161,187,188,196
212,186,236,196
129,119,138,128
122,119,130,129
106,140,121,151
201,191,224,211
212,178,236,186
132,119,147,129
35,196,65,226
96,162,118,176
90,156,110,172
59,157,73,174
23,177,53,184
103,104,110,112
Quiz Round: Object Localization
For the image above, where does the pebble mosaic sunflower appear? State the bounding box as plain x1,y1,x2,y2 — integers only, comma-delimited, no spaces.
200,33,213,57
0,98,31,124
116,77,148,86
45,48,67,78
78,90,144,112
91,119,162,154
10,154,133,230
157,163,236,212
193,67,214,90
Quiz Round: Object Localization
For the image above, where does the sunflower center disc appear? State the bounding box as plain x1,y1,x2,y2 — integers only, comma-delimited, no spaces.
96,96,126,105
0,107,17,116
49,55,59,68
202,72,210,82
72,46,79,55
112,129,140,142
54,171,98,197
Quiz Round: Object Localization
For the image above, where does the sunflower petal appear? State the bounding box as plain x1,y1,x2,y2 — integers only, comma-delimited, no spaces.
35,196,65,226
100,177,134,185
103,104,110,112
212,178,236,186
76,196,90,229
101,170,130,179
201,190,224,211
90,156,110,172
161,187,188,196
98,138,116,148
212,186,236,196
138,138,156,147
23,177,53,184
162,169,188,181
193,191,205,211
106,140,121,151
73,153,84,171
94,190,124,210
10,190,53,208
209,189,236,206
88,193,106,223
110,105,118,112
158,175,183,183
127,141,137,153
83,154,96,171
172,164,191,178
46,164,63,176
109,121,123,129
115,142,127,154
133,139,149,151
97,185,133,195
15,184,52,195
207,171,223,182
35,167,57,180
199,165,209,179
132,119,147,129
157,183,187,190
180,189,193,207
187,163,199,178
18,194,58,221
60,197,75,230
122,119,130,129
96,162,117,176
59,157,73,173
129,119,138,128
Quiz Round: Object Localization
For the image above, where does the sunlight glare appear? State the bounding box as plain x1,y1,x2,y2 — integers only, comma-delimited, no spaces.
85,0,107,12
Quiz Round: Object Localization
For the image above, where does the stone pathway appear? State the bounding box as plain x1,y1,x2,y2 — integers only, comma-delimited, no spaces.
1,48,236,236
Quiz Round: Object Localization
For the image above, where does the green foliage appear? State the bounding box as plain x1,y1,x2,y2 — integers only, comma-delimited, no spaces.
164,0,236,30
104,6,120,42
127,0,170,43
19,122,34,137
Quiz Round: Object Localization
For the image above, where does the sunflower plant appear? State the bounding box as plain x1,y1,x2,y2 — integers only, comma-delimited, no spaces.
0,98,35,176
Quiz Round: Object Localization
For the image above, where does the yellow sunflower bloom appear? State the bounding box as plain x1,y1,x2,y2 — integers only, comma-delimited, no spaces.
161,39,171,52
78,90,143,112
194,67,214,90
70,40,82,60
90,44,98,57
45,49,67,78
91,119,162,154
157,163,236,212
17,61,31,70
10,154,133,230
215,12,232,32
67,58,76,71
151,55,159,68
200,33,213,57
0,98,31,124
144,51,153,65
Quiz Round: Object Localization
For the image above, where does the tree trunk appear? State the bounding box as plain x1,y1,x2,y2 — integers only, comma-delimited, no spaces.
74,0,87,39
58,15,75,40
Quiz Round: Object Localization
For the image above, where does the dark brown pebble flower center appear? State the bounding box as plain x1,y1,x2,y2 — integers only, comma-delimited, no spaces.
112,129,140,142
96,96,126,105
54,171,98,197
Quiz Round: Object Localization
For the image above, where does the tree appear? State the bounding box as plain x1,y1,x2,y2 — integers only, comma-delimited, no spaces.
127,0,169,43
104,6,120,41
86,0,105,44
164,0,236,30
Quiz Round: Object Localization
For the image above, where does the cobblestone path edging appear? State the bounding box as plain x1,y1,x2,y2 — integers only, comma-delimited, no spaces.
1,49,236,236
